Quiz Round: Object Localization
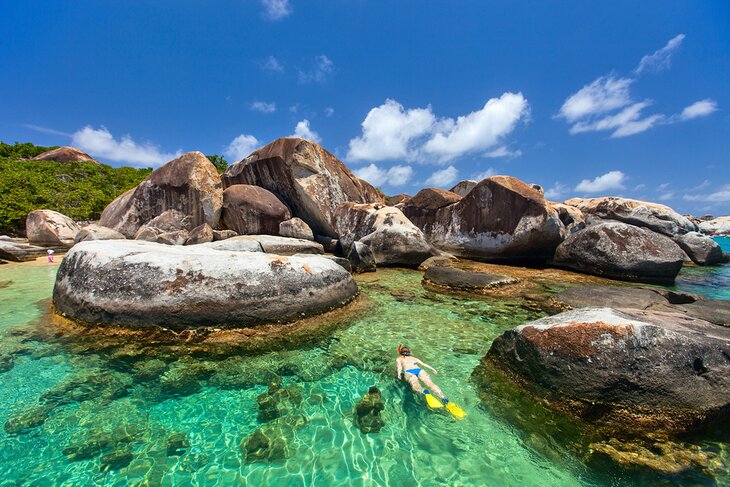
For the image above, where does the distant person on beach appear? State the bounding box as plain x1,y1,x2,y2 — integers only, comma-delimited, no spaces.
396,344,448,404
47,249,54,263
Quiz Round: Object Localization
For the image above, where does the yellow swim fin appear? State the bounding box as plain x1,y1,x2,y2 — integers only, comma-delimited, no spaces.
445,402,466,420
424,392,444,409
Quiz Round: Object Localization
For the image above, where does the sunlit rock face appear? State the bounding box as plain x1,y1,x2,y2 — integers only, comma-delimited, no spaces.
26,209,80,247
53,240,357,330
221,138,383,238
100,152,223,238
483,307,730,435
405,176,564,263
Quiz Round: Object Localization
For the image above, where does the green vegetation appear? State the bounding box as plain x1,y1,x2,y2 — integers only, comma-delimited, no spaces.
0,142,152,234
206,154,229,173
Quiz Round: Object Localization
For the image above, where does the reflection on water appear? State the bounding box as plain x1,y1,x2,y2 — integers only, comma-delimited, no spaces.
0,259,727,486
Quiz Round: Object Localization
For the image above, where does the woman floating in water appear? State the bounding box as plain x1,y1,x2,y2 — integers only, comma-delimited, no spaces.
396,344,465,419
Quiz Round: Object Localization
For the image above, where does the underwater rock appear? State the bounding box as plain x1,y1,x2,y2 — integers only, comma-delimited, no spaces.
346,241,376,273
100,446,134,472
417,254,457,271
159,362,216,397
133,359,169,382
240,414,307,463
484,307,730,434
4,404,54,434
222,184,291,236
335,202,438,267
279,217,314,241
553,221,685,284
256,381,304,422
53,240,357,329
0,354,14,373
674,231,724,266
74,224,126,244
222,137,383,237
26,209,80,247
354,386,385,434
563,197,696,237
63,428,138,462
423,267,517,294
410,176,565,263
166,433,190,456
100,152,223,238
185,223,214,245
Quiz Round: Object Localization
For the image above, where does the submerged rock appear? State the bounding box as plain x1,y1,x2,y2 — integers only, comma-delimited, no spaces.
26,209,80,246
53,240,357,329
483,307,730,434
222,137,383,237
553,221,685,284
423,267,517,294
563,197,696,237
99,152,223,238
256,381,303,422
354,386,385,434
4,404,54,434
241,414,307,463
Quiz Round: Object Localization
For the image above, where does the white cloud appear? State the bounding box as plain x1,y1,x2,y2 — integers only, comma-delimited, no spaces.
346,99,435,162
680,99,718,120
634,183,647,191
544,182,570,200
71,126,181,167
298,55,334,84
611,114,664,137
473,167,497,181
291,119,321,143
353,164,413,187
657,192,675,201
324,107,335,117
224,134,260,162
261,55,284,72
657,183,670,191
423,93,528,162
569,101,662,137
425,166,459,188
484,146,522,158
23,124,72,137
250,101,276,113
347,93,528,164
575,170,626,193
260,0,291,20
684,184,730,202
558,76,633,122
635,34,685,74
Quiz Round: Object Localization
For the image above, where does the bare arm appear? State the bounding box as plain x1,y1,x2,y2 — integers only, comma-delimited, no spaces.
417,359,437,375
396,359,403,380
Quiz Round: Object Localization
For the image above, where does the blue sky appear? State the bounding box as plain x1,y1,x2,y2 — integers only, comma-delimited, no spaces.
2,0,728,214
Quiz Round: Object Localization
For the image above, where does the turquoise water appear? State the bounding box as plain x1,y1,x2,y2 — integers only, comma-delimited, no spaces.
0,259,727,486
674,237,730,299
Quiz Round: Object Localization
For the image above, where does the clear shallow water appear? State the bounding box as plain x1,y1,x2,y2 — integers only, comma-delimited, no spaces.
0,259,727,486
674,237,730,299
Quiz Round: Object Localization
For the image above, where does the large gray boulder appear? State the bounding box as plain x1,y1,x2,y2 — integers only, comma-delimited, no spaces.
698,217,730,235
334,203,438,267
674,231,724,266
401,188,462,230
221,138,383,237
185,223,214,245
26,210,80,246
53,240,357,329
222,185,291,236
553,221,685,284
99,152,223,238
563,197,696,236
482,307,730,434
74,224,126,244
407,176,565,262
134,209,192,245
279,218,314,241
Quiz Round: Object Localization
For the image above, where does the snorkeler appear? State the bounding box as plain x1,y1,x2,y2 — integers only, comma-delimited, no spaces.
396,344,465,418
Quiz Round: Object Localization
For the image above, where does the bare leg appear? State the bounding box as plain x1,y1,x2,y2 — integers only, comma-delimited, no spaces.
405,374,424,394
418,371,445,399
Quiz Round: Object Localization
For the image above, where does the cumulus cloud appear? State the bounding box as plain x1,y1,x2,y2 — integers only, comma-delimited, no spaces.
261,55,284,72
291,119,321,143
635,34,685,74
558,76,633,122
425,166,459,188
260,0,291,20
353,164,413,187
423,93,528,162
347,99,435,162
473,167,497,181
71,126,181,167
224,134,260,162
544,182,571,200
680,99,718,120
298,55,334,84
250,101,276,113
575,171,626,193
347,93,528,164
